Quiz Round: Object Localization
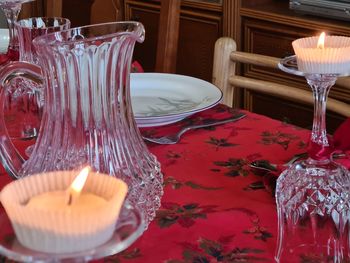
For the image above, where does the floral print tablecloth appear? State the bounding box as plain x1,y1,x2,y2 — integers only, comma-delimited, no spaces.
0,104,311,262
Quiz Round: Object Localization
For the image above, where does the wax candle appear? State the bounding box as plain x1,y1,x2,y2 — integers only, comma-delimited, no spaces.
27,191,107,211
26,166,105,210
292,32,350,74
0,169,128,254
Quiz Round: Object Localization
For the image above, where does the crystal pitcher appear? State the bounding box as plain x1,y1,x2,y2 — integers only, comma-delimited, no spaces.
0,21,163,225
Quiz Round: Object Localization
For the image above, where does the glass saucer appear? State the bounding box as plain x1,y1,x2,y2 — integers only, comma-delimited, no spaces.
278,55,304,76
0,202,145,262
278,55,347,77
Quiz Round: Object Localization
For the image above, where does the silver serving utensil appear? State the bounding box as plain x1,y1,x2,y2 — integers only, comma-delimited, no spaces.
143,113,246,145
250,152,308,172
250,152,347,172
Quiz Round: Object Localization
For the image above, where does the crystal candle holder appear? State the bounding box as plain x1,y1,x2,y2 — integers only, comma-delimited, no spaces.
276,33,350,261
0,171,128,254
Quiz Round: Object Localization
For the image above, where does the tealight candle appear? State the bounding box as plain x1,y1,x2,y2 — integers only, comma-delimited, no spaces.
27,191,107,210
26,167,106,210
292,32,350,74
0,168,128,254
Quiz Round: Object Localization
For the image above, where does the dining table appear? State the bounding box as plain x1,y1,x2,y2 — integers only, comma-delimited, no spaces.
0,103,326,262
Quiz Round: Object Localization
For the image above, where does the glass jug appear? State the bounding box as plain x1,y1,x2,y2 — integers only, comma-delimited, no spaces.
0,21,163,225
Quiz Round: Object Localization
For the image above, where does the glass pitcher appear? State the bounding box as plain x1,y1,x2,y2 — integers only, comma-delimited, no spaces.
0,21,163,225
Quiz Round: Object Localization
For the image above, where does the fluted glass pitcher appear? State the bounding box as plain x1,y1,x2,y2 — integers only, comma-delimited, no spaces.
0,21,163,225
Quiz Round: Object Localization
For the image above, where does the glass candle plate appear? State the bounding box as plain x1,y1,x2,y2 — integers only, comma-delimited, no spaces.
278,55,346,77
0,202,145,262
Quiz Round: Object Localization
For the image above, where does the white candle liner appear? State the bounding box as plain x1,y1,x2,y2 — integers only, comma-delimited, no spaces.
292,36,350,74
0,171,128,254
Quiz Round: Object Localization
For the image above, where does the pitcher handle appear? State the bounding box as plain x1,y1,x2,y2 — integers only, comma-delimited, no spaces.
0,61,44,179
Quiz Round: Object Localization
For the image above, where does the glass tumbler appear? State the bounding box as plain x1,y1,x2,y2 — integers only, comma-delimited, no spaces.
4,17,70,141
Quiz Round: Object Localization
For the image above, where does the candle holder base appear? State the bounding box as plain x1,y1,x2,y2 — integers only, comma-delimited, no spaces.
0,202,144,262
275,158,350,262
275,55,350,262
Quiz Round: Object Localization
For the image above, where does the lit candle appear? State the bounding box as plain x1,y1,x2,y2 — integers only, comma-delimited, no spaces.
26,167,107,210
0,169,128,253
292,32,350,74
26,167,107,211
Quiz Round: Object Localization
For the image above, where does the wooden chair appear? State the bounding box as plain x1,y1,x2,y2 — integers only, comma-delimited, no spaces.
212,37,350,117
155,0,181,73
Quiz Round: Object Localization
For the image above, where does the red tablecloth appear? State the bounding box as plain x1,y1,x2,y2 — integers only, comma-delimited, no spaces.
0,104,311,262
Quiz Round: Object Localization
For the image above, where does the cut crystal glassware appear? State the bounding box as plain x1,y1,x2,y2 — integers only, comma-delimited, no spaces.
12,16,71,151
0,0,34,60
0,21,163,226
275,56,350,262
0,0,39,141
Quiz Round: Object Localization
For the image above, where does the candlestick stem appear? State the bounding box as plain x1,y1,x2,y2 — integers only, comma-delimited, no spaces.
306,74,336,161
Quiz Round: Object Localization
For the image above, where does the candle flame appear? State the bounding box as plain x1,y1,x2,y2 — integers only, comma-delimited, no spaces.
70,166,90,193
66,166,91,205
317,32,326,49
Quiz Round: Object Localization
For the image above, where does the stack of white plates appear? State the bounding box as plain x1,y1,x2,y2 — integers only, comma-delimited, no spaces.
0,28,9,53
130,73,223,127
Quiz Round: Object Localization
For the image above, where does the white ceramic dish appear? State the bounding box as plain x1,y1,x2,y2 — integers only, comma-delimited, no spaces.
130,73,223,127
0,28,9,53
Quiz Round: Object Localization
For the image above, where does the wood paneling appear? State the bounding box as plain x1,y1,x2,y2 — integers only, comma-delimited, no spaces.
124,0,222,81
62,0,95,27
236,0,350,132
124,1,160,72
177,10,222,81
246,92,344,134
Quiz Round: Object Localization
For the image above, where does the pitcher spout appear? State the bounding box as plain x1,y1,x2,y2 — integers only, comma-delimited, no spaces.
132,21,145,44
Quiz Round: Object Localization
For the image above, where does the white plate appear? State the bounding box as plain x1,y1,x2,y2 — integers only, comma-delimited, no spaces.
131,73,223,127
0,28,9,53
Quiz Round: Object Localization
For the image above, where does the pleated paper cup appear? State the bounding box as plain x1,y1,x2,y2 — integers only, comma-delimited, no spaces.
0,171,128,254
292,35,350,74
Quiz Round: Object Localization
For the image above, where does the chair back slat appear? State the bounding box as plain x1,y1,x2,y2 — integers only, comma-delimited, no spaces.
212,36,350,117
231,51,280,68
155,0,181,73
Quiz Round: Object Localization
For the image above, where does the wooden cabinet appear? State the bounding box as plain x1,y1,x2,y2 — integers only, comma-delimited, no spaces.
124,0,223,82
235,0,350,132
